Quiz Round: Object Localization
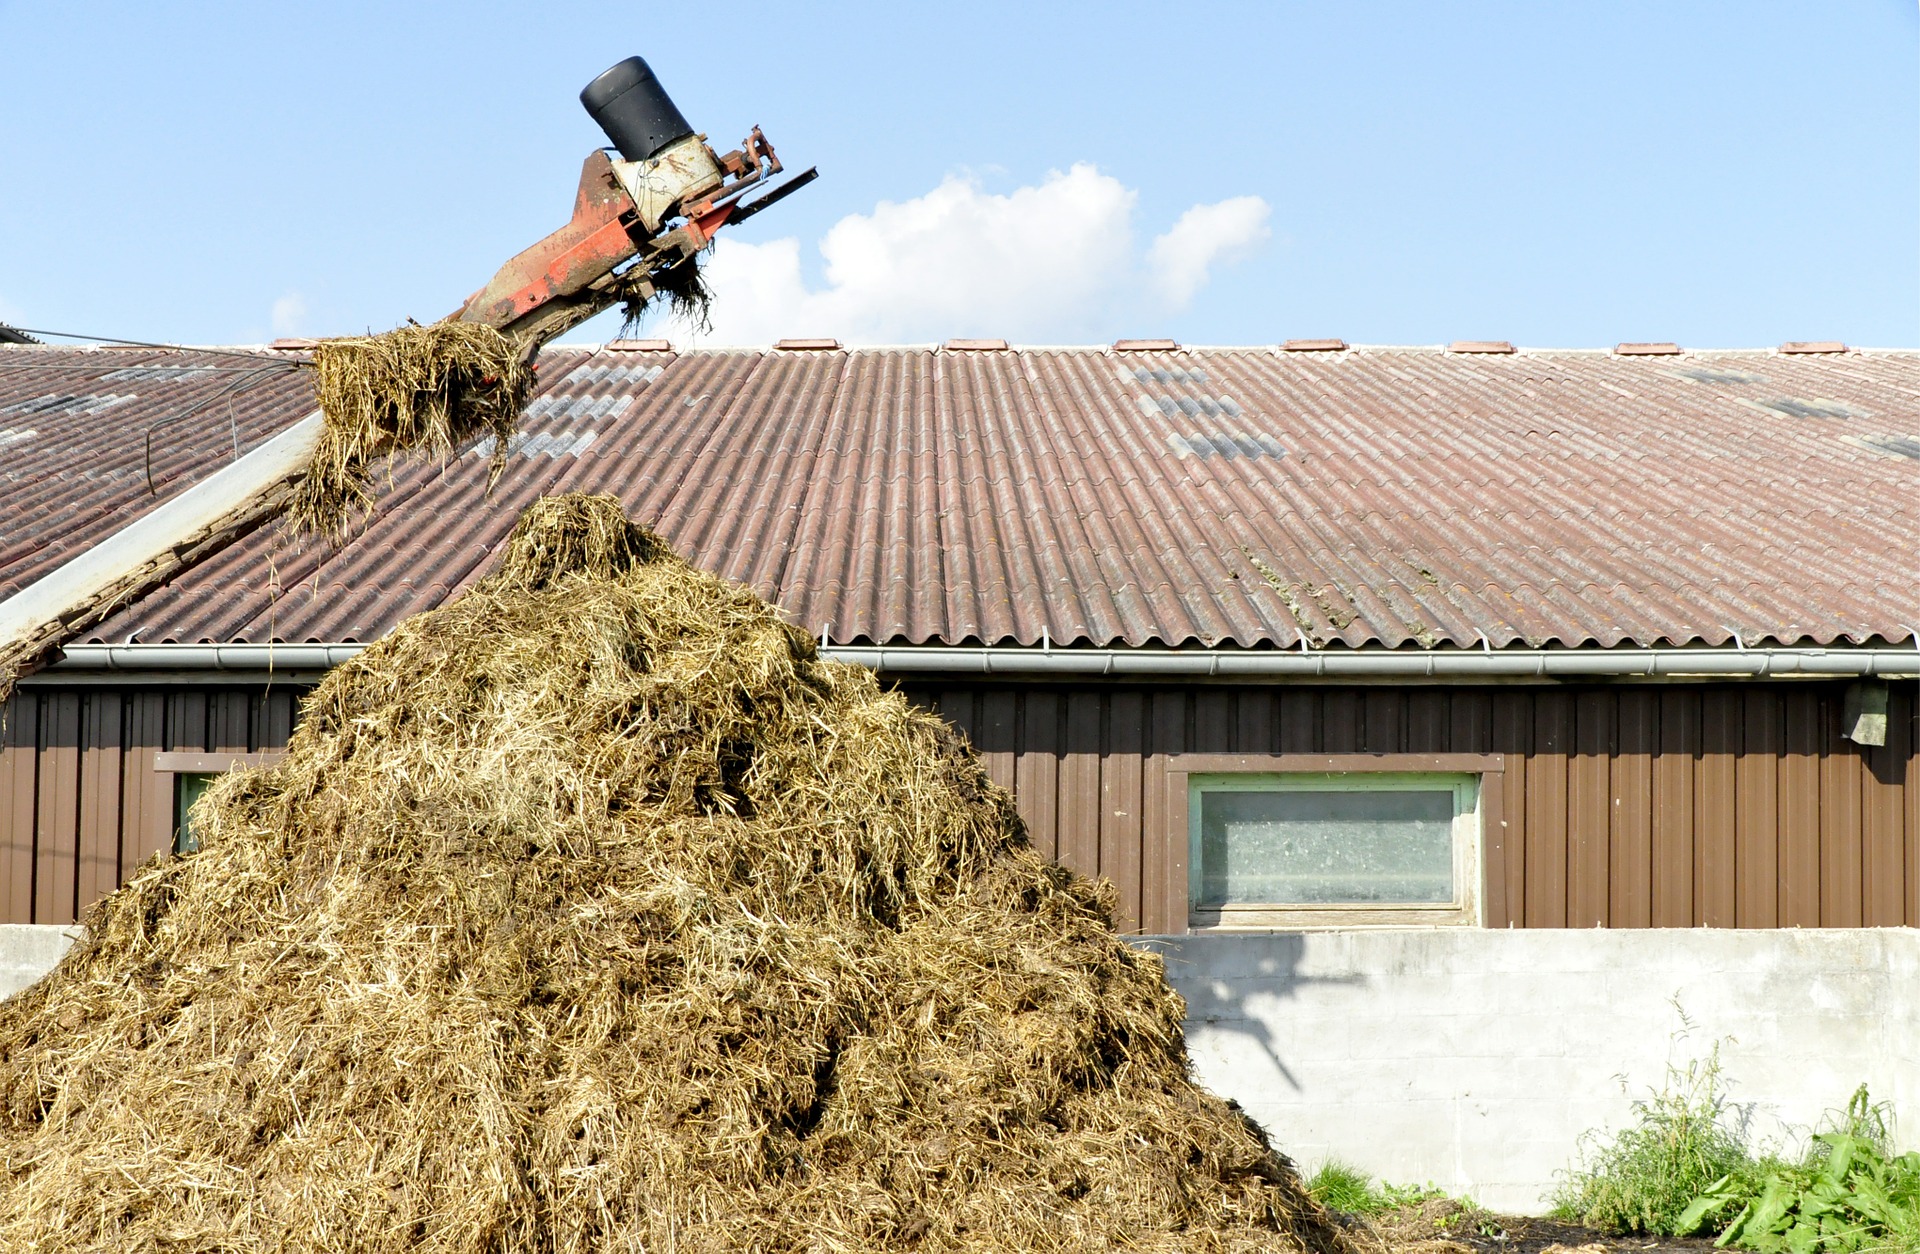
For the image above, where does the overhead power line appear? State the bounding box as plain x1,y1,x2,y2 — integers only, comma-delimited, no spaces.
2,326,310,366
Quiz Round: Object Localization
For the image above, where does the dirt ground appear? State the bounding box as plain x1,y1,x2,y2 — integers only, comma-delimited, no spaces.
1360,1199,1721,1254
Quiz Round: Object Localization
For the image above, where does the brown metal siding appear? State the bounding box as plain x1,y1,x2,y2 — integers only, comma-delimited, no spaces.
1488,693,1528,926
123,695,168,875
908,681,1920,934
1527,693,1571,927
1738,690,1780,928
1779,690,1822,928
1864,712,1909,926
0,687,295,924
3,698,38,924
34,693,80,925
1819,703,1864,928
4,680,1918,935
1610,690,1656,928
1653,691,1698,927
1697,691,1740,927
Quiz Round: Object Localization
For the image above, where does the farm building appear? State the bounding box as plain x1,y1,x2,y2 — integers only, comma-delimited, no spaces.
3,334,1919,1205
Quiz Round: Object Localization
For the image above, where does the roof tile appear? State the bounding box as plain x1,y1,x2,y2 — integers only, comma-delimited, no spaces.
7,343,1910,652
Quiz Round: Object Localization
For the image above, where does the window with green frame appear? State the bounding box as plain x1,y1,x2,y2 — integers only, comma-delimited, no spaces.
1188,772,1482,928
174,773,216,854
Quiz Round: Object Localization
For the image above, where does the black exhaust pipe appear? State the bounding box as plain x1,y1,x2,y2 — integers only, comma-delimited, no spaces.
580,56,695,163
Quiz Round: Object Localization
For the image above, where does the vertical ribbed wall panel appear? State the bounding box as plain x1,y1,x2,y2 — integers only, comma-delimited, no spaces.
1777,690,1823,928
899,681,1920,935
0,687,307,925
76,692,123,912
2,695,39,924
4,681,1917,933
1862,689,1911,926
1610,690,1656,928
34,693,81,924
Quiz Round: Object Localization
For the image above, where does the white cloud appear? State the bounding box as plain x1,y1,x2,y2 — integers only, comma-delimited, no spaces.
269,291,307,336
1147,196,1271,309
671,165,1271,346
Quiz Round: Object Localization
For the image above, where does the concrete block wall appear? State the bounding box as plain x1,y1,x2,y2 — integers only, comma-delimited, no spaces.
1142,929,1920,1213
0,924,75,999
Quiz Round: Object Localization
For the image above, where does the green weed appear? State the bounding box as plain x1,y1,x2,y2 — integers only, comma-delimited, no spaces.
1678,1088,1920,1254
1552,1044,1755,1235
1306,1160,1451,1215
1558,1066,1920,1254
1308,1161,1390,1214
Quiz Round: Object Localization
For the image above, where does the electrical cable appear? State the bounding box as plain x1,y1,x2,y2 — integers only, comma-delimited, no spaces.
143,364,303,495
4,327,313,366
0,362,297,373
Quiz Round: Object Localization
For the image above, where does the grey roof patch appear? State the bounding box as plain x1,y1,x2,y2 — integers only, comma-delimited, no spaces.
1850,434,1920,461
1754,397,1867,421
0,393,136,418
1676,366,1766,385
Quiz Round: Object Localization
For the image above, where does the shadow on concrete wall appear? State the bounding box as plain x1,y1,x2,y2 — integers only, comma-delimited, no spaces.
1137,934,1367,1092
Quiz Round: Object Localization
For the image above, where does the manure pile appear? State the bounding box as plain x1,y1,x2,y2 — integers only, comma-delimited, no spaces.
0,494,1351,1254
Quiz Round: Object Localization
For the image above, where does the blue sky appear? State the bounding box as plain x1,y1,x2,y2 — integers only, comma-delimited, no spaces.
1,2,1914,348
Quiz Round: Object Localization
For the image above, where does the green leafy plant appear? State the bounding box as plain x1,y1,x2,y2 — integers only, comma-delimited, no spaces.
1560,1065,1920,1254
1551,1043,1757,1235
1382,1179,1455,1211
1677,1088,1920,1254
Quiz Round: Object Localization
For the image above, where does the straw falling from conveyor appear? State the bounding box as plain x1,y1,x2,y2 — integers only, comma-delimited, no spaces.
286,321,530,541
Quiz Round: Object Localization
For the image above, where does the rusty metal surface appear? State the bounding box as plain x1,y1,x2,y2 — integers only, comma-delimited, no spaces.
59,343,1920,651
450,150,643,338
0,346,315,601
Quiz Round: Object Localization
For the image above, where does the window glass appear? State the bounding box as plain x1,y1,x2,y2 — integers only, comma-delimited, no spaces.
1197,786,1455,906
174,773,215,854
1187,772,1479,922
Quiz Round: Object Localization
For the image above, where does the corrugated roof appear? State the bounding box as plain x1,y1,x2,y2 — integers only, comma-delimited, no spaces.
0,345,314,599
49,342,1920,651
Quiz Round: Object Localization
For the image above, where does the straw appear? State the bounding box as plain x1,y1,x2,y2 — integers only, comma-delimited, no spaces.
287,322,528,540
0,493,1352,1254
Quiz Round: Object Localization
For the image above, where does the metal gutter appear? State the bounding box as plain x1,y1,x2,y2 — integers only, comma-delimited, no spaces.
46,641,1920,679
823,645,1920,678
50,643,364,672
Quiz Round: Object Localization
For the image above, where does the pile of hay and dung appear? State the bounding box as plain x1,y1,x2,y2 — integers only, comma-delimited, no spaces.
0,493,1352,1254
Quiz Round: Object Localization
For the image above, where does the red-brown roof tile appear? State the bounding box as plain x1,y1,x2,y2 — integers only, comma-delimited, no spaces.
0,345,314,600
23,342,1919,651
